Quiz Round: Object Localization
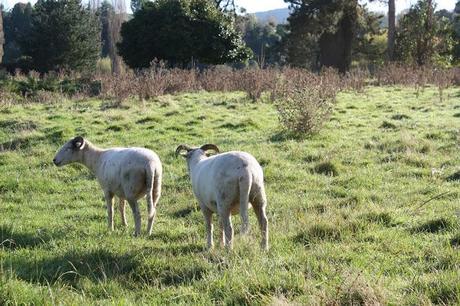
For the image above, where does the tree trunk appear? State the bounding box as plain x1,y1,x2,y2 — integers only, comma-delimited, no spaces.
387,0,395,61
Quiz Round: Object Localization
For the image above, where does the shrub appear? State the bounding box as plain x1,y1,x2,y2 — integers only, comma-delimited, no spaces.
274,69,340,135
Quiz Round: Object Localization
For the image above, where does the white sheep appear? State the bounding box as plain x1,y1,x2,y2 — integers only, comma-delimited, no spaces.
53,136,162,236
176,144,268,250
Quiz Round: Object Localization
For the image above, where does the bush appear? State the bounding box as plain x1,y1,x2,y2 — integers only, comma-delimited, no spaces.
274,68,340,135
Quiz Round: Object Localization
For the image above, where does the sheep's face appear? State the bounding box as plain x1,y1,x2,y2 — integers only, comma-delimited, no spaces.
53,136,86,167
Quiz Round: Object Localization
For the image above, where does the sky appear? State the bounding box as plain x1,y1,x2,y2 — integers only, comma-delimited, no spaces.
234,0,458,13
1,0,458,13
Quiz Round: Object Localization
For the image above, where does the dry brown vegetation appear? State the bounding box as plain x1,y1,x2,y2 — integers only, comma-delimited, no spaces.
0,64,458,135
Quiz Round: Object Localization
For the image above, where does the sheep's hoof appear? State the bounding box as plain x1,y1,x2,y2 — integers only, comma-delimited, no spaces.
261,242,269,251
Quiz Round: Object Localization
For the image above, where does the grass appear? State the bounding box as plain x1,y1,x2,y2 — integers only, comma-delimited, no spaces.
0,87,459,305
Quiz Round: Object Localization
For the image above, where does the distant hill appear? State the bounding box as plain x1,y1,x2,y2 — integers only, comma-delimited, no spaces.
253,8,290,24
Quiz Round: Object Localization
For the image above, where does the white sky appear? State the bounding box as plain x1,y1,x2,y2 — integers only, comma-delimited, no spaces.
1,0,458,13
234,0,457,13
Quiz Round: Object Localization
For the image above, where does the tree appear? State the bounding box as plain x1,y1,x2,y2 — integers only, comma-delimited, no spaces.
21,0,101,72
387,0,395,60
453,0,460,62
131,0,147,13
2,3,33,66
395,0,455,66
118,0,251,69
107,0,127,74
214,0,235,13
0,8,5,64
98,1,114,58
238,15,287,66
285,0,360,72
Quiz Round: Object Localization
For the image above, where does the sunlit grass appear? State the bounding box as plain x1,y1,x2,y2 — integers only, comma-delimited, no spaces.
0,87,459,304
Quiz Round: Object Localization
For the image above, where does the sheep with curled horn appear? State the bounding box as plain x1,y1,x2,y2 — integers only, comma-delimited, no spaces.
176,143,268,250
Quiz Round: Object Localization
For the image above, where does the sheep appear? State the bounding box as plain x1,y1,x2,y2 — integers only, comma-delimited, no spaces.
53,136,162,236
175,144,268,250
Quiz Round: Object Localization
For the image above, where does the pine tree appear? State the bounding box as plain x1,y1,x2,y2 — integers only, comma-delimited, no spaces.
21,0,101,72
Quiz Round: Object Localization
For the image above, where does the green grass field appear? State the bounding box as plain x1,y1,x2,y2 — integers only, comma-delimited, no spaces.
0,87,459,305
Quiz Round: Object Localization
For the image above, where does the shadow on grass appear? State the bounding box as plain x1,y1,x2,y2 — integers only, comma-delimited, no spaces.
411,217,456,234
172,207,195,218
446,171,460,182
269,130,307,142
0,128,70,152
8,243,207,288
0,225,57,250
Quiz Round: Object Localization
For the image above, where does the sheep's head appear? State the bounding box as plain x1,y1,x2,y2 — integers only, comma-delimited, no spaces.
175,144,220,170
53,136,86,167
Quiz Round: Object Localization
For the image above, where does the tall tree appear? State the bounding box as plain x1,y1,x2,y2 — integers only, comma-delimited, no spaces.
214,0,235,13
285,0,360,72
395,0,454,66
131,0,147,13
387,0,395,60
239,15,287,66
454,1,460,62
0,8,5,64
118,0,251,68
108,0,126,74
2,3,33,67
98,1,114,58
21,0,101,72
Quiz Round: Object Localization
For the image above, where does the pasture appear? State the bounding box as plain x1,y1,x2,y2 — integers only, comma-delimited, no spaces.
0,86,459,304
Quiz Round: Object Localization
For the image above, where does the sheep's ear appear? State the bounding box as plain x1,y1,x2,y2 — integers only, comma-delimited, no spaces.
72,136,85,150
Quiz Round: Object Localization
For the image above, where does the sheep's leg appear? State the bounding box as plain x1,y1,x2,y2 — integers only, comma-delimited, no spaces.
145,193,155,236
201,205,213,249
253,192,269,251
219,218,225,248
128,199,141,236
119,198,127,227
239,178,251,235
146,171,161,236
104,192,114,231
219,209,233,249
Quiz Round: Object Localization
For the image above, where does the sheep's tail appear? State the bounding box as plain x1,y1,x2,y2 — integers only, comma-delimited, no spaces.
146,163,161,206
239,172,252,234
146,162,161,235
152,164,162,205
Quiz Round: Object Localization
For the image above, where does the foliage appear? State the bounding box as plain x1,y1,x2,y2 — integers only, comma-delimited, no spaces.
237,15,288,66
274,68,340,134
395,0,456,67
117,0,251,69
285,0,382,72
454,1,460,63
130,0,148,13
20,0,101,73
97,1,114,58
2,3,33,68
0,9,4,63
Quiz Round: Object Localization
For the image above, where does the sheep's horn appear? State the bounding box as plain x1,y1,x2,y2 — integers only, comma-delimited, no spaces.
200,144,220,153
175,144,192,156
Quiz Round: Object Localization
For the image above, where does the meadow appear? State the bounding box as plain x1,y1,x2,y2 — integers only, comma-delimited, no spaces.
0,86,459,305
